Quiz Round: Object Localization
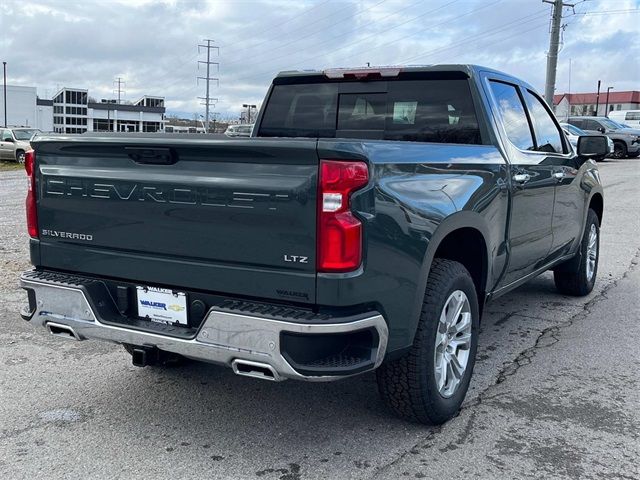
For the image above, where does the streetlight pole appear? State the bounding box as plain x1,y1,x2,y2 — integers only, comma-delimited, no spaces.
604,87,613,117
594,80,601,116
242,104,256,124
3,62,7,128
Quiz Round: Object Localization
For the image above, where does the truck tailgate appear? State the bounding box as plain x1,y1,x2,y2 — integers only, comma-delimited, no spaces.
33,137,318,304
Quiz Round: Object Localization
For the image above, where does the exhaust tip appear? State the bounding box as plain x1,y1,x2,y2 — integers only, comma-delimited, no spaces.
46,322,80,341
232,359,281,382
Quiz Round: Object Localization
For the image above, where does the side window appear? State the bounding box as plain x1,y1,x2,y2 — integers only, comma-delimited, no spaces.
523,90,565,154
570,119,584,129
1,129,12,141
584,119,600,131
489,81,534,151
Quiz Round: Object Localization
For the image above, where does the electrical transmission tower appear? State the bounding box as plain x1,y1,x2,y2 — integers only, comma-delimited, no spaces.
114,77,126,104
197,39,219,133
543,0,575,106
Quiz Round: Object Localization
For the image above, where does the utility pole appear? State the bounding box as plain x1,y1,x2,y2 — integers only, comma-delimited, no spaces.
114,77,125,104
594,80,601,116
604,87,614,116
543,0,574,106
2,61,7,127
197,39,219,133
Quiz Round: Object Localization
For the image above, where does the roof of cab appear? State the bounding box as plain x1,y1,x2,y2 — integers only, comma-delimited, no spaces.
274,64,507,80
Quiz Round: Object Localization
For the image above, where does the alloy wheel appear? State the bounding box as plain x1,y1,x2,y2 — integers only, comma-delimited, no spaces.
434,290,473,398
586,223,598,281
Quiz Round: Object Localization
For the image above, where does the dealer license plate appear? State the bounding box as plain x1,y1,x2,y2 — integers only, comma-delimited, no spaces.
136,286,188,325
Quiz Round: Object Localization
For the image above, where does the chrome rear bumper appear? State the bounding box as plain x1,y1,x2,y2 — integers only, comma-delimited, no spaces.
20,271,388,382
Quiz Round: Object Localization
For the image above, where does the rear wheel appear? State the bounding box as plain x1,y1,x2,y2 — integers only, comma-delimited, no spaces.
376,259,479,424
553,209,599,296
612,141,627,159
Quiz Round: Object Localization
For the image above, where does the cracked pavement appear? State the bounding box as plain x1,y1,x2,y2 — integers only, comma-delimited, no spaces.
1,158,639,479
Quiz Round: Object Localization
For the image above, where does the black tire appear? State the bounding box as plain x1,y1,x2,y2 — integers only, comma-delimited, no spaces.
123,344,190,367
16,150,25,164
553,209,600,296
376,259,479,425
612,141,627,159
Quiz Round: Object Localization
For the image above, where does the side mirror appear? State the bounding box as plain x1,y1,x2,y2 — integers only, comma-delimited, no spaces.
3,137,14,143
577,135,608,158
597,127,605,133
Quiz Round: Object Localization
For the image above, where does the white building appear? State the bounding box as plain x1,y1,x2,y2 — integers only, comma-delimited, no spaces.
0,85,53,131
90,95,165,133
2,85,165,133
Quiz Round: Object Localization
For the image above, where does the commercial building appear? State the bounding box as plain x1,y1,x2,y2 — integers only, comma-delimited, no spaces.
553,91,640,119
0,85,53,131
1,85,166,133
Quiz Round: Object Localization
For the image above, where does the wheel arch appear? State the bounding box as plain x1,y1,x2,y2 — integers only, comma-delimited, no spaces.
588,192,604,226
406,212,492,345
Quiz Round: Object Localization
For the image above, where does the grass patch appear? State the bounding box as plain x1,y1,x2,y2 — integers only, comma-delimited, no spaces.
0,161,23,172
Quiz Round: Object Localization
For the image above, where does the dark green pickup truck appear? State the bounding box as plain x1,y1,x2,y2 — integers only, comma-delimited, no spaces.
20,65,606,424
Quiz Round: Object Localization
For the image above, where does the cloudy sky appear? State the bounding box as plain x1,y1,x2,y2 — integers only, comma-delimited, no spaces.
1,0,638,119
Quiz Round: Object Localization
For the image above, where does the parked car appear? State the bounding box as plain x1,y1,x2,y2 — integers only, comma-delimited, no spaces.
224,124,253,137
567,116,640,158
20,65,606,425
608,110,640,128
0,127,41,163
560,123,612,160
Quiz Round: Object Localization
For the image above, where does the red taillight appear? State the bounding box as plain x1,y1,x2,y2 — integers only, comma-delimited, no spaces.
25,150,38,238
317,160,369,272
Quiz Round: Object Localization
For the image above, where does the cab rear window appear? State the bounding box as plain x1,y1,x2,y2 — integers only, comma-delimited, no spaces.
258,79,481,144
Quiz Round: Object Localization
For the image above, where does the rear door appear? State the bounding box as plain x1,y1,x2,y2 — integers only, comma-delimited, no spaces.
521,89,583,260
581,118,604,134
34,137,319,303
485,78,556,287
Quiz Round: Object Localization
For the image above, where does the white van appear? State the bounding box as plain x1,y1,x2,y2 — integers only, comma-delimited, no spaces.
608,110,640,127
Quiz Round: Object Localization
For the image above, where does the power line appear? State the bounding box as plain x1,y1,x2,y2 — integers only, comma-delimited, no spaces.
219,0,335,52
197,39,219,133
575,8,640,15
248,0,458,71
333,0,500,65
153,51,200,84
397,10,550,64
426,22,550,66
226,0,500,86
222,0,388,68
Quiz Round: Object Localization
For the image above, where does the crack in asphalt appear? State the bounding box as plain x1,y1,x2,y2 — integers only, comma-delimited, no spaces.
493,247,640,387
369,247,640,479
370,426,443,479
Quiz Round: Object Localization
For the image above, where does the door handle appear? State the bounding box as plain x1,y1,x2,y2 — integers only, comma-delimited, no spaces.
513,173,531,184
553,171,565,180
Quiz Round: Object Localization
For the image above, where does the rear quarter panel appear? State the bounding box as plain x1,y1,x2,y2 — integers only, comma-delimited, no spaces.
317,140,509,353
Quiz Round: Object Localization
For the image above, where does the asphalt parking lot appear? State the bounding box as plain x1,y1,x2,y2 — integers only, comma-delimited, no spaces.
1,159,638,480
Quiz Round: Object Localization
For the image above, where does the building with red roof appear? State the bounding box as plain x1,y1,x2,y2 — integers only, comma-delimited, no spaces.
553,91,640,118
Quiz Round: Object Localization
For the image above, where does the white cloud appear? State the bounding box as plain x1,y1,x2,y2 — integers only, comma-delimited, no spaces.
1,0,638,119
